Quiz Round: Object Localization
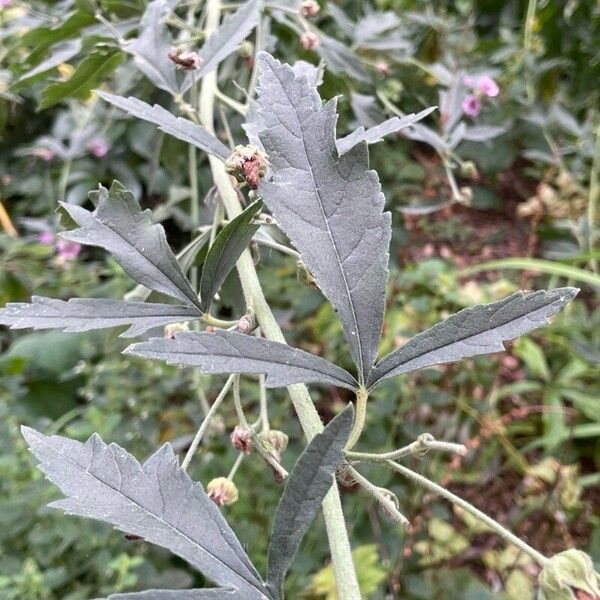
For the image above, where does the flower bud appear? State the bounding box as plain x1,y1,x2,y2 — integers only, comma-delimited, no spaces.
300,0,320,18
230,425,253,454
374,61,390,76
538,549,600,600
237,313,255,334
239,40,254,59
207,477,239,506
257,430,289,461
460,160,479,179
168,48,203,70
300,31,320,50
164,322,189,339
225,144,269,190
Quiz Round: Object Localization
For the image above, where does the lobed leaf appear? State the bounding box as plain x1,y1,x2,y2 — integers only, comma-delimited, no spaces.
22,429,270,599
125,330,359,390
266,405,354,599
0,297,200,337
60,181,201,310
200,201,262,312
367,288,579,389
254,53,391,385
97,92,231,161
337,107,437,154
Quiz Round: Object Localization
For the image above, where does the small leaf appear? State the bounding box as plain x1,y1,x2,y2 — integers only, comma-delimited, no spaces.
39,49,122,110
125,330,359,390
15,40,82,86
200,201,262,312
22,429,269,599
0,297,200,337
461,126,505,142
337,107,437,154
97,92,231,161
109,590,241,599
266,405,354,599
317,36,371,83
368,288,579,388
254,53,391,385
60,181,201,309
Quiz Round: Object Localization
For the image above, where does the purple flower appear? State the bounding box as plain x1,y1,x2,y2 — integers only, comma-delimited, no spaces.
38,231,55,245
462,94,482,117
0,0,12,8
477,75,499,98
87,137,109,157
56,239,81,261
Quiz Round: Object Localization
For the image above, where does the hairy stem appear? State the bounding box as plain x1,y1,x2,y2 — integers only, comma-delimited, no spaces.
198,2,360,596
386,459,550,567
345,387,369,450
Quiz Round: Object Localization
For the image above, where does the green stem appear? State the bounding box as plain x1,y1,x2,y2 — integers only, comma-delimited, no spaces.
198,2,360,596
587,125,600,273
523,0,537,103
386,460,550,567
345,387,368,450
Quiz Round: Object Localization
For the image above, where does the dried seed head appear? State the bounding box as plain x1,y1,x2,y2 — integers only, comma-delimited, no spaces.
207,477,239,506
300,0,320,18
538,550,600,600
225,144,269,190
168,49,204,70
230,425,253,454
300,31,320,50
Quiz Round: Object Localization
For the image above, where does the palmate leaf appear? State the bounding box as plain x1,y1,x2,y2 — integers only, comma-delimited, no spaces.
200,201,262,312
266,405,354,599
22,429,271,600
60,181,201,310
0,297,200,337
125,330,359,390
254,53,391,385
110,591,240,599
367,288,579,389
337,107,437,154
97,92,231,161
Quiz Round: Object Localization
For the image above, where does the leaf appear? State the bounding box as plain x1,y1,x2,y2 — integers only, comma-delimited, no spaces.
125,330,359,390
0,297,200,337
317,36,371,83
39,49,123,110
22,429,270,599
368,288,579,389
337,107,437,154
195,0,261,81
60,181,201,309
109,590,241,599
200,201,262,312
461,126,505,142
97,92,231,161
266,405,354,599
402,122,449,153
15,40,82,86
254,53,391,385
124,0,182,94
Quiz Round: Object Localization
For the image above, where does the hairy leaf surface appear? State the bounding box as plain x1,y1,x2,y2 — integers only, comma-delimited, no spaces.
22,429,270,599
254,53,391,384
60,181,201,309
368,288,579,388
266,405,354,599
97,92,231,161
125,330,359,390
337,107,437,154
110,589,240,599
200,201,262,312
0,297,200,337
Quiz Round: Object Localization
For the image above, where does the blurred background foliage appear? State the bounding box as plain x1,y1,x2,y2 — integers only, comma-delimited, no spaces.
0,0,598,598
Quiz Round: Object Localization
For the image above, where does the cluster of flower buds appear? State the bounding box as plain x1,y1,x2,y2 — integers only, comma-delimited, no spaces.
225,144,269,190
300,31,320,50
257,429,289,482
168,48,203,71
461,74,499,118
207,477,239,506
230,425,253,454
300,0,320,18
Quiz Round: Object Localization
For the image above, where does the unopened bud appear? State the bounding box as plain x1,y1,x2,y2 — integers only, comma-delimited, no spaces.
225,144,269,190
300,0,320,18
164,322,189,339
257,429,289,461
230,425,253,454
460,160,479,179
238,313,255,334
538,549,600,600
168,48,203,70
374,61,390,76
458,186,473,205
300,31,320,50
207,477,239,506
239,40,254,59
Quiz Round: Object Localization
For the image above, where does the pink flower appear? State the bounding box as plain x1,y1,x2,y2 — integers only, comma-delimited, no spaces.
230,426,252,454
300,31,320,50
38,231,55,245
0,0,11,8
56,239,81,261
477,75,499,98
87,137,109,157
462,94,482,117
31,147,55,162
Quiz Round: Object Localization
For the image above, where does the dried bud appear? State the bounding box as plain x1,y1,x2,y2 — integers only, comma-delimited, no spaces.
237,314,255,334
300,31,320,50
296,259,317,288
225,144,269,190
374,61,390,76
230,425,253,454
164,322,189,339
207,477,239,506
300,0,320,18
538,550,600,600
168,48,203,70
257,430,289,461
